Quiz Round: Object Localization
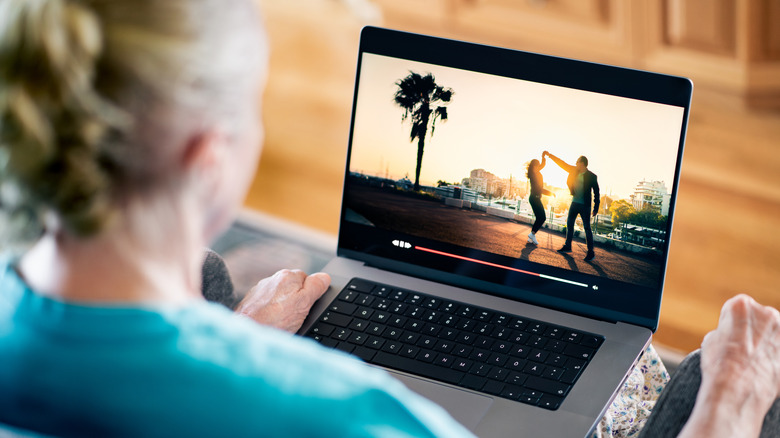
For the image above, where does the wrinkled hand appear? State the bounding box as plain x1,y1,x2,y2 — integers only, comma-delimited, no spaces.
235,269,331,333
700,294,780,409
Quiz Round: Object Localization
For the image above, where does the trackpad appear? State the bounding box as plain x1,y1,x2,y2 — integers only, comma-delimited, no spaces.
389,371,494,431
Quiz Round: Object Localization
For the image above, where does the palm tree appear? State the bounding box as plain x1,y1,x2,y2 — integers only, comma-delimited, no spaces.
393,72,453,191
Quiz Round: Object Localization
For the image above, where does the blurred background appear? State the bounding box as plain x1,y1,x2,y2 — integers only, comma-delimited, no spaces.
228,0,780,358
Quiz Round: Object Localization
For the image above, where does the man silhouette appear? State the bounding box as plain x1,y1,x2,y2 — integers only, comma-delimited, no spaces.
544,151,600,261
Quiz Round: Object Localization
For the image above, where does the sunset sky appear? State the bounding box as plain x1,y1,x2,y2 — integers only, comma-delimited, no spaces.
349,53,686,200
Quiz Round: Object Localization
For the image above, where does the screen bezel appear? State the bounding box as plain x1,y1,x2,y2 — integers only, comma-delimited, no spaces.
337,26,692,331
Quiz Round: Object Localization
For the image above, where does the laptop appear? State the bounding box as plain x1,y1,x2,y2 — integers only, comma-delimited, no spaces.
298,26,692,437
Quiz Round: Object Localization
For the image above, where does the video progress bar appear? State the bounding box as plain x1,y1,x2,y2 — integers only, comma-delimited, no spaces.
414,246,588,288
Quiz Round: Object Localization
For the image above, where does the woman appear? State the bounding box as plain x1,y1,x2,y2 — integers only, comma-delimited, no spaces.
0,0,471,436
525,153,554,245
1,1,779,437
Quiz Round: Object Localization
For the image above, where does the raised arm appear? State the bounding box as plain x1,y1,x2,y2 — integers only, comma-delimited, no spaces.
543,151,575,173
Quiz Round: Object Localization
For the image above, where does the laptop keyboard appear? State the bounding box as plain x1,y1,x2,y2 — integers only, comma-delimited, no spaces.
303,278,604,410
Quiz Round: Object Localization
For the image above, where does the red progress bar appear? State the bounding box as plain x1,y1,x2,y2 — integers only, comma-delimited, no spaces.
414,245,588,288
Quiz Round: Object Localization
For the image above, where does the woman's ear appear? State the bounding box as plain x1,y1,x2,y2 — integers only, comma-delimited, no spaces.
180,129,227,174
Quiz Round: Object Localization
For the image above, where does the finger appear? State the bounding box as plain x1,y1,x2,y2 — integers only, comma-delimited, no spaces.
302,272,331,301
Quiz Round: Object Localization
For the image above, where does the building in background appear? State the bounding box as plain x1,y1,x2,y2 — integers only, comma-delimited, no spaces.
631,180,670,216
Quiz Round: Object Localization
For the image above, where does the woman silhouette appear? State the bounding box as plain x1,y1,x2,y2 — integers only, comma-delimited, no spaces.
526,153,554,245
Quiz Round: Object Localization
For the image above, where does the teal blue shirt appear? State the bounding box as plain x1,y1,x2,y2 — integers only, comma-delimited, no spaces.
0,260,474,437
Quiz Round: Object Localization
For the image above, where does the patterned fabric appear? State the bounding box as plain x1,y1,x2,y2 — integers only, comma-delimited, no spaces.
593,345,670,438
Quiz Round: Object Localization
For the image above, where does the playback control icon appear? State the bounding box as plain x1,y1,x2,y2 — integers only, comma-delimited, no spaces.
392,240,412,249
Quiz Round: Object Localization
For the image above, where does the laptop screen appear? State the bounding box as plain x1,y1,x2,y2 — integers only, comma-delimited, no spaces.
338,27,691,330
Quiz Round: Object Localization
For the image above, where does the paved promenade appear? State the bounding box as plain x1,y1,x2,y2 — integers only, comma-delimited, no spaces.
346,185,661,287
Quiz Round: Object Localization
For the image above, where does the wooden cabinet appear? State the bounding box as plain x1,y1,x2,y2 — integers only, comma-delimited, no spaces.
372,0,780,109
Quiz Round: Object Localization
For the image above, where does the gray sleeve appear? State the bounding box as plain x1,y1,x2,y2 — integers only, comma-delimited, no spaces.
639,350,780,438
201,249,237,309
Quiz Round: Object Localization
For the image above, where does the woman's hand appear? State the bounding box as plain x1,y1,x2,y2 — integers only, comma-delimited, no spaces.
235,269,331,333
679,294,780,438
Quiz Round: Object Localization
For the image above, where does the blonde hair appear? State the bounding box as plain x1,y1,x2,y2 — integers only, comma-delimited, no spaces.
0,0,265,250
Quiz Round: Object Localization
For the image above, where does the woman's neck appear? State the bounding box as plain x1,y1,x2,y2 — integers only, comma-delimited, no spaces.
18,212,205,306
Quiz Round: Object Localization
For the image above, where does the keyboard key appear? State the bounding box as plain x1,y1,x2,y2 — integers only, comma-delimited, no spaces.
563,331,582,343
525,376,571,397
417,349,436,363
348,319,369,332
539,394,563,410
373,352,464,385
470,363,491,376
435,354,455,368
456,332,476,344
399,345,420,358
371,311,390,323
356,294,375,307
365,323,385,336
452,358,473,372
390,290,408,301
452,345,472,358
422,297,443,309
405,293,424,305
564,344,595,360
348,332,367,345
474,336,493,349
546,354,567,367
405,306,425,319
470,349,490,361
506,372,527,386
417,336,436,349
388,316,407,328
475,310,493,321
384,328,402,340
518,394,540,406
458,306,476,318
335,342,355,355
543,366,564,380
404,320,423,332
580,335,603,348
400,332,420,344
354,307,374,320
529,349,549,363
421,323,442,336
309,323,335,337
488,353,508,367
372,299,391,311
523,362,544,376
351,346,376,362
347,280,374,293
482,380,505,395
487,367,509,381
381,341,402,354
461,375,487,391
320,312,351,328
506,358,527,372
365,337,385,350
526,322,546,335
434,340,455,353
440,302,459,313
373,286,391,297
338,290,358,302
440,328,459,340
500,385,523,400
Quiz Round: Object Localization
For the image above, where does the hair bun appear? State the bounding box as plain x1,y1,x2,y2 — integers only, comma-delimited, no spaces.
0,0,124,245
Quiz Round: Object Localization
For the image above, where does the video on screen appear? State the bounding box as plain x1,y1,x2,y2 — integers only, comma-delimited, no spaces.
344,53,685,289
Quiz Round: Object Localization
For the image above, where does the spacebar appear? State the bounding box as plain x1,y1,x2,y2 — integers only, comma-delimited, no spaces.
371,352,465,385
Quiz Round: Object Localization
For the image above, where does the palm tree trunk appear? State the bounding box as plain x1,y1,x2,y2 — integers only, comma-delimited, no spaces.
414,134,425,191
